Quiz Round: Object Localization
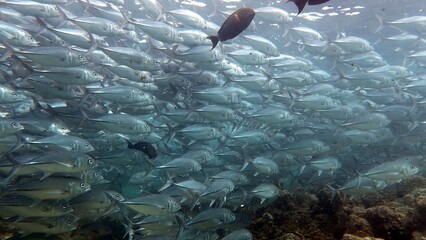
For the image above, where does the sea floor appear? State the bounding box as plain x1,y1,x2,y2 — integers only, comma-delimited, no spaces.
1,176,426,240
250,176,426,240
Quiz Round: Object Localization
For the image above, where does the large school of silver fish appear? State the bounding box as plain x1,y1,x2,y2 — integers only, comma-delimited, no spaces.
0,0,424,239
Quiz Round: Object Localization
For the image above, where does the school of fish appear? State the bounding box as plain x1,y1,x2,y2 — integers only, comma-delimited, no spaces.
0,0,424,239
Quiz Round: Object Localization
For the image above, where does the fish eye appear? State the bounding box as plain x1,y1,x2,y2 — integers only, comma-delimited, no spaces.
62,203,68,209
88,159,94,165
11,92,16,96
67,220,72,225
11,122,17,127
93,172,99,177
85,143,89,147
80,182,86,188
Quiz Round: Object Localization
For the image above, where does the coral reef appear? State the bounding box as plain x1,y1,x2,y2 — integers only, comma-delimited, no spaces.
1,177,425,240
250,176,426,240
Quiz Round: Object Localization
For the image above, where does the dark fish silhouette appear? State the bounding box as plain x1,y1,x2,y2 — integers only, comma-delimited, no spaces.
127,141,158,159
207,7,255,50
288,0,331,15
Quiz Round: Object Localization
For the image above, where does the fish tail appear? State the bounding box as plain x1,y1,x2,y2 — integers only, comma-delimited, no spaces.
207,36,219,50
56,5,69,21
287,0,308,15
374,14,384,33
326,184,338,202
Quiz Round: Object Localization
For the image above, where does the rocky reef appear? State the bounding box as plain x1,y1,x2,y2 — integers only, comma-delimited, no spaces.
1,176,426,240
250,176,426,240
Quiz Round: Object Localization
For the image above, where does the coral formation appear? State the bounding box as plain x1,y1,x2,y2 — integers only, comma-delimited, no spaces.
250,176,426,240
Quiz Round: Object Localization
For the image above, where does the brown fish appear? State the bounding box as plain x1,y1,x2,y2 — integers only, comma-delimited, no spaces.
207,7,255,50
288,0,331,15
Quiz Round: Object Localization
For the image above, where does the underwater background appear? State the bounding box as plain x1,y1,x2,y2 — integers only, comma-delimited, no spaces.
0,0,425,239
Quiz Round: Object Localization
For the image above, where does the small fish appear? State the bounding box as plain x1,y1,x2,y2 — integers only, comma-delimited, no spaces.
7,177,90,200
4,215,78,234
250,183,279,204
222,228,253,240
0,197,73,218
207,7,255,50
288,0,331,15
123,194,181,215
186,208,235,230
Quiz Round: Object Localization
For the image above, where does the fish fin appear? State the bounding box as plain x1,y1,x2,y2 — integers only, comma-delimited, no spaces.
126,139,135,149
353,170,363,188
282,26,289,38
207,0,218,18
374,14,384,33
85,32,98,54
56,5,71,22
39,172,52,180
326,184,338,202
35,17,52,37
207,36,219,50
189,193,200,211
299,164,306,175
0,38,15,62
175,213,185,239
240,150,252,171
287,0,308,15
29,199,41,207
158,175,173,192
156,9,166,22
260,68,273,87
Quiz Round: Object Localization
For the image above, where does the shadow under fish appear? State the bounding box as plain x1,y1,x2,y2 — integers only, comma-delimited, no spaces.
207,7,256,50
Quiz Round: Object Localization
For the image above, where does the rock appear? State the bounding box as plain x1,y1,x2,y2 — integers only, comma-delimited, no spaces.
250,177,426,240
282,233,302,240
364,203,414,239
412,231,426,240
415,191,426,212
341,233,384,240
345,214,373,237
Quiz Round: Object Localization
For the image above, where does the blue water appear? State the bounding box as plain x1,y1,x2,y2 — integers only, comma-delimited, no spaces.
0,0,425,239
